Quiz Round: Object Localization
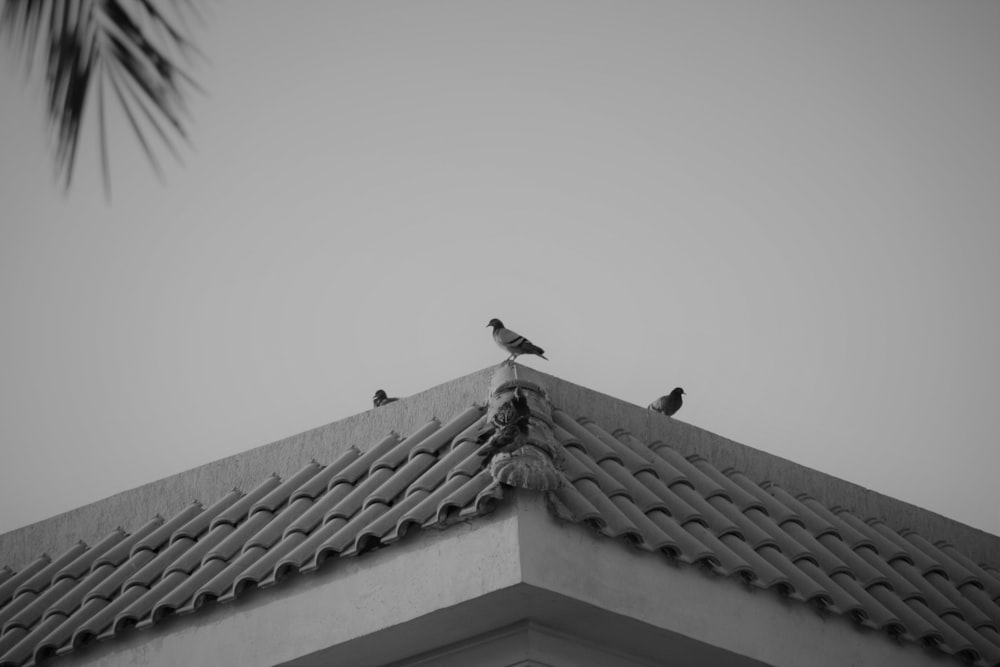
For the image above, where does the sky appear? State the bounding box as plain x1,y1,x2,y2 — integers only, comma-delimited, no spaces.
1,1,998,541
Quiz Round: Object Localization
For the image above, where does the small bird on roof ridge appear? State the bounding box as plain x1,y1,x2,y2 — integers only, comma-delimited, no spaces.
487,318,548,362
373,389,398,407
649,387,685,417
478,415,530,457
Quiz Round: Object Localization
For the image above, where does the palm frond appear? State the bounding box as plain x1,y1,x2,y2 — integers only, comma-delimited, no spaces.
0,0,204,195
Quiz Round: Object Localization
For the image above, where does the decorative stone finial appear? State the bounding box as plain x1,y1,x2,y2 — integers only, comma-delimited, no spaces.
482,364,562,490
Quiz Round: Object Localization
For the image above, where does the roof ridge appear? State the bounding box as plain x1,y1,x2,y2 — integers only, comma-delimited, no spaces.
2,365,1000,666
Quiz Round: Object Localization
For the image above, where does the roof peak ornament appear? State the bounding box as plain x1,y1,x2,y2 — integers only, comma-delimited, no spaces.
481,364,562,491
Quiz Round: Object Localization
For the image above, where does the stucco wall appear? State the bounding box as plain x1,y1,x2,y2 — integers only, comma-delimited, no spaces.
2,364,997,571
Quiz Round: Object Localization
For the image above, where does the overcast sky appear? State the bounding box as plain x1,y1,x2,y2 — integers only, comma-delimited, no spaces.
1,1,998,542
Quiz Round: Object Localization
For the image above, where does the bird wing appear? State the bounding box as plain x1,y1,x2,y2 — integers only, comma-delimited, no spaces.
495,327,527,347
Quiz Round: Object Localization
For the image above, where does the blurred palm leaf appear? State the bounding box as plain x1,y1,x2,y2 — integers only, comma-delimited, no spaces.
1,0,204,196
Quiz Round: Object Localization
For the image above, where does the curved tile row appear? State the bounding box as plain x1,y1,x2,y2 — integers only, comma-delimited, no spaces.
3,397,999,667
549,409,1000,667
0,404,499,667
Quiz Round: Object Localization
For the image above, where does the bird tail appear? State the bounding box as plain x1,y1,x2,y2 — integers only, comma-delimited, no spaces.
525,343,547,360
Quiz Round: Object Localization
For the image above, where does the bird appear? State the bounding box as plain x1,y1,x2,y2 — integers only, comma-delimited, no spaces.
649,388,685,416
373,389,398,407
487,318,548,362
474,391,530,443
477,415,530,457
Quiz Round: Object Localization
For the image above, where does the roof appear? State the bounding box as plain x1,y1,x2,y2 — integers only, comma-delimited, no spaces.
1,365,999,667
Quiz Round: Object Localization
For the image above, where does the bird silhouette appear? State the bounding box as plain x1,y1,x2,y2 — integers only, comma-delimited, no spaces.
487,318,548,362
478,415,530,457
649,387,685,416
373,389,398,407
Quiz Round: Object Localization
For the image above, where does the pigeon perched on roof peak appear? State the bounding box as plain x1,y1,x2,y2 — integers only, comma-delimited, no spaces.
373,389,398,407
487,318,548,362
649,387,685,416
